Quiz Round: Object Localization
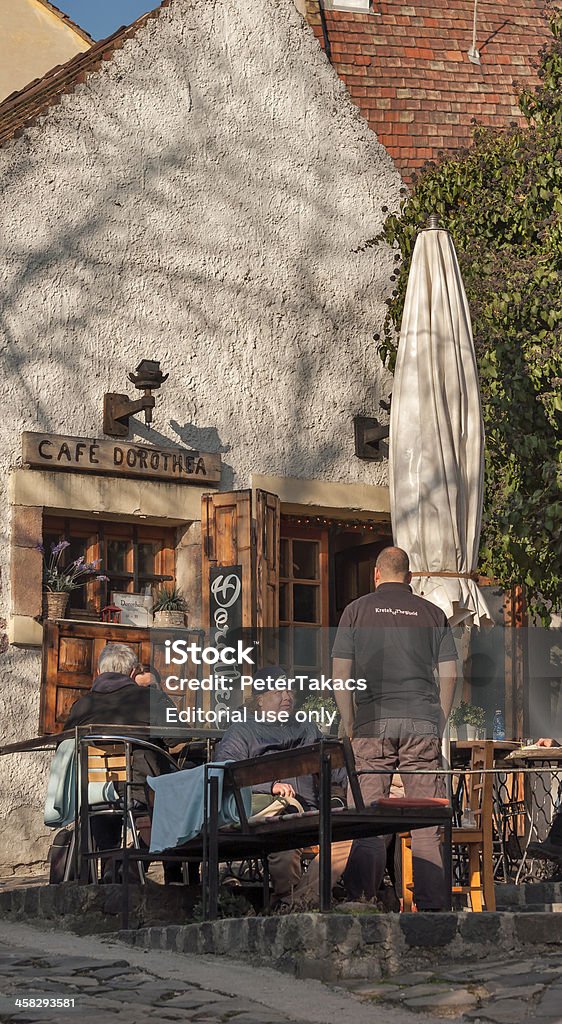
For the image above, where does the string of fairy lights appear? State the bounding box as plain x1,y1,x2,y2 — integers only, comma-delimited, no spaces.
282,515,389,533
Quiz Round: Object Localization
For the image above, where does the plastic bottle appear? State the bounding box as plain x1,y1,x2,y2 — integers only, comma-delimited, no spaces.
493,709,505,741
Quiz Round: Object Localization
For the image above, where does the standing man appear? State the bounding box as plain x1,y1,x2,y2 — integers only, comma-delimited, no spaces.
332,546,458,911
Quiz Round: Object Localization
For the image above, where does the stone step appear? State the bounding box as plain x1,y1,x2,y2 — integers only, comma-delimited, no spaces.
495,881,562,909
496,902,562,913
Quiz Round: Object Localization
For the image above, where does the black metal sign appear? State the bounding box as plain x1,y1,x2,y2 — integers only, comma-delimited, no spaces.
209,565,244,711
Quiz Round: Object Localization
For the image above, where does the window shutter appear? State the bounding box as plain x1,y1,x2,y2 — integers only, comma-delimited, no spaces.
201,488,280,657
255,489,280,631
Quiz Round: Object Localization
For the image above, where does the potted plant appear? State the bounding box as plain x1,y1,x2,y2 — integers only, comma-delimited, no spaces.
38,540,109,619
153,585,188,627
300,693,338,735
450,701,486,741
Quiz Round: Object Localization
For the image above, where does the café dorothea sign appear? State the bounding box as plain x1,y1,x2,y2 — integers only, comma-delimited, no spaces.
22,432,221,485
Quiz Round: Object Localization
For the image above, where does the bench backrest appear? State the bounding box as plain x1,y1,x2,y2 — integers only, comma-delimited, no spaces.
222,737,364,829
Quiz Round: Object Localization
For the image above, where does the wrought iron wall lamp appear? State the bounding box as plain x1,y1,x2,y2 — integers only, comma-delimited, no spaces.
103,359,169,438
354,397,391,461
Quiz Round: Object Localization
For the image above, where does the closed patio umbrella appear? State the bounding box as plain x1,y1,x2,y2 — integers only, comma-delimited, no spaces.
389,220,491,627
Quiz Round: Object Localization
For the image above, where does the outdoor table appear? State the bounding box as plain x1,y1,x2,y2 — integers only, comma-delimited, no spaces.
0,723,224,757
451,740,520,766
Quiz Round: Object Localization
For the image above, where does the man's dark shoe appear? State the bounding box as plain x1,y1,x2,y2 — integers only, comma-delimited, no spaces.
528,839,562,862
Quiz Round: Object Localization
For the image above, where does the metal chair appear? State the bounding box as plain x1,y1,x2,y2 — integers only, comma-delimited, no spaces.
75,733,181,885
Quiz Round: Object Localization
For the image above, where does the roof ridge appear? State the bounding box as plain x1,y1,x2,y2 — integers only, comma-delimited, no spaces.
0,1,171,146
33,0,95,46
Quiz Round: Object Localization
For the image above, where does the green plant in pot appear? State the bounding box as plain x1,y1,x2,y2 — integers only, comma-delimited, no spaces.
450,701,486,741
152,585,188,628
300,693,338,735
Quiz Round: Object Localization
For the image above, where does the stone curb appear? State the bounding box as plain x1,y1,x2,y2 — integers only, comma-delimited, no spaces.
117,911,562,982
2,886,562,982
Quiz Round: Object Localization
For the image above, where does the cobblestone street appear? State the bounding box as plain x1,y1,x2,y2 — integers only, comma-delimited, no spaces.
1,921,562,1024
340,954,562,1022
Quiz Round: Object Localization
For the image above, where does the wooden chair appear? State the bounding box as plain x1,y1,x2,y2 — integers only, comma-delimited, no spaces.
86,743,146,883
401,740,496,911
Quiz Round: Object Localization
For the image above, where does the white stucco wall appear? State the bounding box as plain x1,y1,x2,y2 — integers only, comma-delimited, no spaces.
0,0,402,871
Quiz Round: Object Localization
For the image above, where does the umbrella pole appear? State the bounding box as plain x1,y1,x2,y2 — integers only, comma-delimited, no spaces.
442,723,453,910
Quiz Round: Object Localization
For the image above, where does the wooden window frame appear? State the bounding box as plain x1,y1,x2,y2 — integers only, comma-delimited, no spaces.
43,516,175,618
279,524,329,678
279,526,329,629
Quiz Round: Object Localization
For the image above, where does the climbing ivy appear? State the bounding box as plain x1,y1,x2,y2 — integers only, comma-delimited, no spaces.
375,16,562,623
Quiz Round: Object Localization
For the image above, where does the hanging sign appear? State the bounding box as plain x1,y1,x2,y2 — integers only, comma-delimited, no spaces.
209,565,244,710
22,431,221,484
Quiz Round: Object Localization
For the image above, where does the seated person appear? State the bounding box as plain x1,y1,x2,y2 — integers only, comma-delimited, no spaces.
527,737,562,863
215,666,352,909
64,642,179,879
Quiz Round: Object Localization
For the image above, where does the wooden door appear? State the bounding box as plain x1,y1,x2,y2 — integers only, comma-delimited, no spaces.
40,621,151,734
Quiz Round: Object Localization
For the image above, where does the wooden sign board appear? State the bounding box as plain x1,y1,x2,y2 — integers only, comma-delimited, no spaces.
22,431,221,485
112,591,154,627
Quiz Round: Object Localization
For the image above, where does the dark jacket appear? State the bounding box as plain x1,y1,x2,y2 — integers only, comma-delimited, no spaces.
64,672,178,794
215,715,345,809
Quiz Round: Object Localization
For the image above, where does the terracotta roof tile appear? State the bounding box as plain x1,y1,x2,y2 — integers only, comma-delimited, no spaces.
0,0,170,146
305,0,558,178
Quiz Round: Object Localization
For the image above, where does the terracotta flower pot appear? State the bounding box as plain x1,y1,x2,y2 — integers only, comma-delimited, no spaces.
154,609,186,628
44,591,69,619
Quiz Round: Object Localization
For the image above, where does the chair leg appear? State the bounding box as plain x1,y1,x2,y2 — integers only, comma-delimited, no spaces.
482,835,496,911
63,829,76,883
87,819,98,884
128,810,146,885
401,835,414,912
262,857,271,913
468,845,483,912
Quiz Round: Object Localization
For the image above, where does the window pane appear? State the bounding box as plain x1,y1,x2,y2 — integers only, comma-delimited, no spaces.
279,582,289,622
280,538,289,578
293,584,319,624
138,541,157,577
279,628,292,669
67,536,89,609
294,628,320,669
292,540,319,580
107,539,129,574
109,578,134,599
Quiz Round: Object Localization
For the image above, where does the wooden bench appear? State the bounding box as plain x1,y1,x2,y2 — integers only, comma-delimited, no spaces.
122,737,452,924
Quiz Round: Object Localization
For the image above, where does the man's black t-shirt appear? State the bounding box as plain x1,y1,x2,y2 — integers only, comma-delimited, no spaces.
332,583,457,732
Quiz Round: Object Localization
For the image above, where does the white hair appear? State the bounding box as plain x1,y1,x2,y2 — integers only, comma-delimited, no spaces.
98,643,138,677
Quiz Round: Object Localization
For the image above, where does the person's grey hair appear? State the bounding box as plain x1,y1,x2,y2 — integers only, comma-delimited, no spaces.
98,643,138,677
